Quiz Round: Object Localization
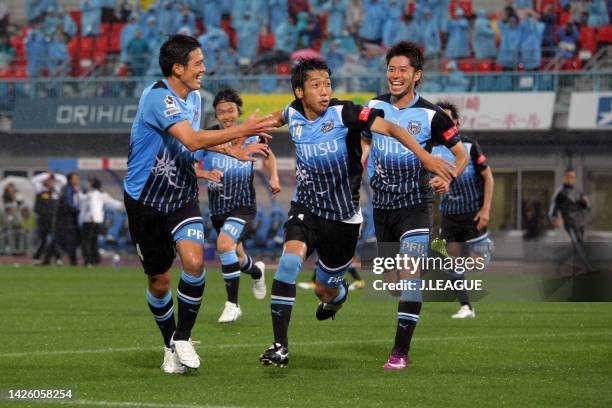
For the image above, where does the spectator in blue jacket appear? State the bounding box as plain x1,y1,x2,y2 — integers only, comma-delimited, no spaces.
422,8,442,57
587,0,610,27
444,60,469,92
472,8,497,59
382,0,406,47
445,7,470,59
26,0,47,24
324,0,348,38
198,24,230,74
174,5,196,36
269,0,289,30
60,8,77,38
520,11,544,70
80,0,101,36
433,0,451,34
497,15,521,70
274,14,298,54
46,31,69,77
557,22,579,59
25,25,46,77
157,0,178,36
359,0,384,44
120,14,139,63
237,11,259,61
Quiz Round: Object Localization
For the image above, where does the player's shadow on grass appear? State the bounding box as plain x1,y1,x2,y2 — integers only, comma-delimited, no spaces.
118,350,161,370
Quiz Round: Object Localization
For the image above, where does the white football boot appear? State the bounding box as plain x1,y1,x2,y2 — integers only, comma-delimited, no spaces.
452,305,476,319
161,347,186,374
218,301,242,323
252,261,267,300
170,337,200,369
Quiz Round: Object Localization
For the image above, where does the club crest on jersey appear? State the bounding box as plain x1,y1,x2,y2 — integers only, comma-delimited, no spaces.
193,108,199,123
164,95,176,108
320,120,334,133
408,120,421,135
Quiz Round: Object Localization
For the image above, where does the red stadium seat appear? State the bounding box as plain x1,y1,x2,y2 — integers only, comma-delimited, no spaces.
476,60,493,72
276,62,291,75
562,56,582,71
70,10,82,32
14,69,27,78
559,11,570,26
597,25,612,43
458,59,475,72
78,36,95,59
580,27,598,53
0,68,12,78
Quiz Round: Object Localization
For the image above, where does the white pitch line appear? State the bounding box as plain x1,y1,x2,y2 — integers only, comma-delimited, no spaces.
1,331,610,359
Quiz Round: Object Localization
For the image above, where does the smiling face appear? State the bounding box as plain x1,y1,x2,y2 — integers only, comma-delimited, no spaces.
386,55,422,101
295,69,332,118
215,101,240,129
174,47,206,92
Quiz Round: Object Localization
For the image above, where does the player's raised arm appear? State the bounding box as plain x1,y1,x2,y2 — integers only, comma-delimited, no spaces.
168,111,278,151
369,116,456,182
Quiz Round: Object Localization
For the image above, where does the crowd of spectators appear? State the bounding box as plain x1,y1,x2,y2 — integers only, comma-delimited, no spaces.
0,1,611,83
0,172,124,266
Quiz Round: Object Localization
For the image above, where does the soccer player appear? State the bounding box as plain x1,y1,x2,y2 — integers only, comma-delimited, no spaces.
257,58,455,367
196,88,281,323
361,41,469,370
432,101,495,319
123,34,274,374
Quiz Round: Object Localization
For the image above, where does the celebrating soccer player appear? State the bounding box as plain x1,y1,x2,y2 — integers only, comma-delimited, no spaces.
257,58,455,367
196,88,281,323
361,41,469,370
432,101,495,319
123,35,274,374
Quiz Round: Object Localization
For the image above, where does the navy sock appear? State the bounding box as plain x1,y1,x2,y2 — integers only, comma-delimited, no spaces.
175,270,205,341
270,279,296,347
240,255,262,280
220,251,241,304
146,289,176,348
394,301,422,354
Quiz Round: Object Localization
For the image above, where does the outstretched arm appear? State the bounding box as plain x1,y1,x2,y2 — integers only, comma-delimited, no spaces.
369,116,456,182
169,110,278,151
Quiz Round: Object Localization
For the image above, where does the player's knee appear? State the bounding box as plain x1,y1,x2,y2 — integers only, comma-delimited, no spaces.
275,252,303,284
314,284,336,303
182,252,204,274
148,273,171,297
217,233,235,254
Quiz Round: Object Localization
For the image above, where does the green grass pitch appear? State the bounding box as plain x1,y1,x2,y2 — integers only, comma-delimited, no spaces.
0,266,611,408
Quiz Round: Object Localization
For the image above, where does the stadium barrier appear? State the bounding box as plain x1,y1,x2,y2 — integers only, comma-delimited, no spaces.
1,71,611,119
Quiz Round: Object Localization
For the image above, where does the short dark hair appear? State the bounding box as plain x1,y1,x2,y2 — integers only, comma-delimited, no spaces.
213,88,243,115
291,58,331,96
436,100,459,122
386,41,424,87
159,34,201,77
565,168,576,174
91,178,102,190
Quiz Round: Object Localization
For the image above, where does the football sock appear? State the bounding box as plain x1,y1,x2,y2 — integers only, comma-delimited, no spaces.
220,251,241,304
146,289,176,348
175,270,205,341
347,266,363,281
240,254,262,280
270,279,295,348
394,301,422,355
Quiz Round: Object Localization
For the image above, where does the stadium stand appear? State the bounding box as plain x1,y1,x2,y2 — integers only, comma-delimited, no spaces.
0,0,610,79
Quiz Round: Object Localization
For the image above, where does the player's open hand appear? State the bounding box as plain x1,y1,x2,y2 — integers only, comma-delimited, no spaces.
269,176,281,197
233,142,270,162
423,155,456,182
241,109,279,141
474,207,490,231
429,175,450,194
